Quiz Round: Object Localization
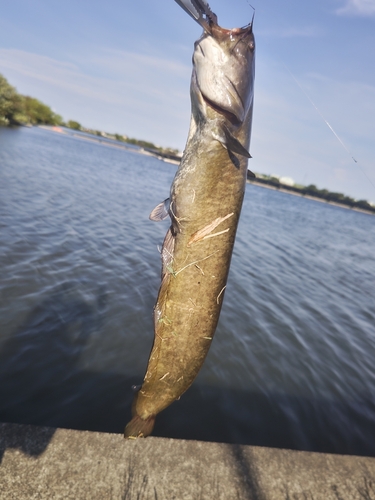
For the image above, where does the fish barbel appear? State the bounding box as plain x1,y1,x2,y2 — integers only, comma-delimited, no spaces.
125,0,255,438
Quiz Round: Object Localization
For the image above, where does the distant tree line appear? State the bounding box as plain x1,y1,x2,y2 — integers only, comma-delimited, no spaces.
0,73,63,126
0,73,181,160
1,73,180,159
100,132,180,157
248,173,375,214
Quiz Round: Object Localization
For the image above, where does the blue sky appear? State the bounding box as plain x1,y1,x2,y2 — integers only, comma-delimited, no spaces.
1,0,375,201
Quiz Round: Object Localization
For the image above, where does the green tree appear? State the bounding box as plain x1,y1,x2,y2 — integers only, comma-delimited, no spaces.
66,120,81,130
355,200,372,210
1,73,63,126
270,176,280,184
22,96,62,125
125,137,157,149
0,74,24,125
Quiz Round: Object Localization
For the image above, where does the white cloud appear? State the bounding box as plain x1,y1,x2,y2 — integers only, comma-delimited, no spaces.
0,48,191,148
336,0,375,16
90,49,190,79
0,48,190,104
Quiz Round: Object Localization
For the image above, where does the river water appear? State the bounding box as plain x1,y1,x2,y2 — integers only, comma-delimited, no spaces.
0,126,374,456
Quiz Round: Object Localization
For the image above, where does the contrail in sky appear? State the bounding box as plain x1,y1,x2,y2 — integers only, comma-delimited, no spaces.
284,64,375,193
284,64,357,163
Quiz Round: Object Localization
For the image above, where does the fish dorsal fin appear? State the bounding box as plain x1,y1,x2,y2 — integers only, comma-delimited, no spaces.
222,126,251,158
149,198,170,221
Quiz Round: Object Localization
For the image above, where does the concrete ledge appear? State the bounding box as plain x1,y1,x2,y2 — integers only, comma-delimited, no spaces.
1,422,375,499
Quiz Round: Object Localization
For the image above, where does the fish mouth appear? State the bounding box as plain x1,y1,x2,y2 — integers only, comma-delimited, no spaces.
210,22,253,39
209,21,255,52
173,0,254,37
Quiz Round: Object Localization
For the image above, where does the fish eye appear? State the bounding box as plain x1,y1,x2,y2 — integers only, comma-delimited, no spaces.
232,37,254,56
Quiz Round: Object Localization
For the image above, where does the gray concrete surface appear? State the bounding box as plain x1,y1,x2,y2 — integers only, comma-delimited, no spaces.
1,422,375,499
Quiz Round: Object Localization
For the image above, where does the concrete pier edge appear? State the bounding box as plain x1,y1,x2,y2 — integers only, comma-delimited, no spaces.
1,421,374,499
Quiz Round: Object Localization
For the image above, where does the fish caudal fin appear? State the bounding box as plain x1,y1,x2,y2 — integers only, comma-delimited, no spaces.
124,414,156,439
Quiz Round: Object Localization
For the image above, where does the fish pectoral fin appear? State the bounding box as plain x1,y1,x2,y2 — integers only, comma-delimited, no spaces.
216,126,251,159
247,169,256,178
149,198,170,221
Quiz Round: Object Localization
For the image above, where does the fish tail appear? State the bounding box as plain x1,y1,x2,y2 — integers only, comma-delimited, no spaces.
124,414,156,439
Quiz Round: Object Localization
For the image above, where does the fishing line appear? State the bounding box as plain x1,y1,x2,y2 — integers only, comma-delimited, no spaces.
284,64,357,162
244,0,255,11
244,0,256,22
284,63,375,192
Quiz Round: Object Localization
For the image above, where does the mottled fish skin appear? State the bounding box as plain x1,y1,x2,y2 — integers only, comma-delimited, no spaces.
125,10,255,439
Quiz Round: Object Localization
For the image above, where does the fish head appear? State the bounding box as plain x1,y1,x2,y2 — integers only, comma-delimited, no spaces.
193,22,255,126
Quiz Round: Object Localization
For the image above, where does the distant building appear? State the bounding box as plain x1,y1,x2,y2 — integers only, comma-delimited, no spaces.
279,176,295,186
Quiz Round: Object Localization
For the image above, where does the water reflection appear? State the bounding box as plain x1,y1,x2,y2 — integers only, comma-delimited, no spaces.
1,126,374,457
0,281,374,457
0,282,132,430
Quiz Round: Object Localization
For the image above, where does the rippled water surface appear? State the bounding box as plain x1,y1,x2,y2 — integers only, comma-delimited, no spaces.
1,126,374,455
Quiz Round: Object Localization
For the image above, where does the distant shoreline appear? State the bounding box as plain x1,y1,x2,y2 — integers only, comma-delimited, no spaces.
247,178,375,216
37,125,373,215
37,125,181,165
